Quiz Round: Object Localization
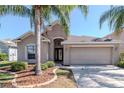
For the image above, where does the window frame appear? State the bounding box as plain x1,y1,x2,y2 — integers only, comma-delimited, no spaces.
26,44,36,60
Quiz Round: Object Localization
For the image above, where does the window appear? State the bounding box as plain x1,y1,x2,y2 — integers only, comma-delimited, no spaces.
27,44,35,59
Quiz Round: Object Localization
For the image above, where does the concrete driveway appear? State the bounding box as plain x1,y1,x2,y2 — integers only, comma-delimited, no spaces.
70,65,124,88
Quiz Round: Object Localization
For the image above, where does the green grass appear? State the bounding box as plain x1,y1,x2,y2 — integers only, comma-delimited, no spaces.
56,68,70,76
56,68,75,81
0,72,14,80
0,61,13,67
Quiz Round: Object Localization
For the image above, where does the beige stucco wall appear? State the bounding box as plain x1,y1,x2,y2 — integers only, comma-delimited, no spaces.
110,32,124,53
17,34,49,63
17,23,67,63
112,44,120,64
63,44,120,65
119,32,124,53
63,45,70,65
43,24,67,60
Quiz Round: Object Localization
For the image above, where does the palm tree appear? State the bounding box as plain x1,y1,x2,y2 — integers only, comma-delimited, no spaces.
99,6,124,33
0,5,88,75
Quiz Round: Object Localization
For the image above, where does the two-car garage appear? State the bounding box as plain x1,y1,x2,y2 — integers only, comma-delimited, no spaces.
62,42,120,65
70,47,112,65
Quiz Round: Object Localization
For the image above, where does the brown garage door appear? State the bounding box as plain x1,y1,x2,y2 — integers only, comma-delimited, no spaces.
70,47,112,65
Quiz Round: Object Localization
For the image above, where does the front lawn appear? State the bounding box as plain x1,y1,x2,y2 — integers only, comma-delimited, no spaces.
0,61,13,67
0,73,14,80
39,68,77,88
0,72,15,88
0,63,77,88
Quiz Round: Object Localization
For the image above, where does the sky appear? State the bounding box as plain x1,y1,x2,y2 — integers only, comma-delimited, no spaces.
0,5,112,40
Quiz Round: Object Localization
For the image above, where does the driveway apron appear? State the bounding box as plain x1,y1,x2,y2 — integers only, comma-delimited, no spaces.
71,65,124,88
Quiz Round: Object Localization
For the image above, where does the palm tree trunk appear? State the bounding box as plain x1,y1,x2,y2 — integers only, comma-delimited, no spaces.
34,5,42,75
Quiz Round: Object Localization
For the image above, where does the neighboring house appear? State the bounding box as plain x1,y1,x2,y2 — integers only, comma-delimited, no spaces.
15,21,120,65
0,40,17,61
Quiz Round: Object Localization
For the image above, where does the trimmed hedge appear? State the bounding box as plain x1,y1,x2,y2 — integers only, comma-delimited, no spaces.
41,61,55,70
117,61,124,68
117,53,124,68
41,64,48,70
120,53,124,61
11,62,28,72
56,69,70,76
46,61,55,68
0,61,13,67
0,53,8,61
33,61,55,71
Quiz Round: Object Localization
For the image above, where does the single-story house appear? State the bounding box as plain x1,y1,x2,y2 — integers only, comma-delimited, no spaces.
0,40,17,61
14,21,120,65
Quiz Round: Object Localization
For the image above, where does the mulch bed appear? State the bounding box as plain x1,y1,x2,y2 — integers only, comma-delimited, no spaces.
39,76,77,88
0,65,55,87
38,69,77,88
0,66,11,71
16,67,55,86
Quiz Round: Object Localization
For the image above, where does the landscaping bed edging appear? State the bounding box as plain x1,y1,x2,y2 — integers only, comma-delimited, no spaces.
0,70,17,88
12,68,58,88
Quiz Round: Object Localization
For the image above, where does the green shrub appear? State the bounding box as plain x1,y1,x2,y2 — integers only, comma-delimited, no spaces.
119,53,124,61
11,62,28,72
33,61,55,71
0,72,14,80
0,61,13,67
41,64,48,70
0,53,8,61
116,61,124,68
46,61,55,68
56,69,70,76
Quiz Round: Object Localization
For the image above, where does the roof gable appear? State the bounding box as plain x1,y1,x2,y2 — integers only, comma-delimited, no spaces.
14,31,50,43
14,21,61,42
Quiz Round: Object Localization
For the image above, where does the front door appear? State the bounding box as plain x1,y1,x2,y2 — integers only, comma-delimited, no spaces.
54,48,63,62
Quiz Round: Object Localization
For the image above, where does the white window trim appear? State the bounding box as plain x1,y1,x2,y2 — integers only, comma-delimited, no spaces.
25,43,35,60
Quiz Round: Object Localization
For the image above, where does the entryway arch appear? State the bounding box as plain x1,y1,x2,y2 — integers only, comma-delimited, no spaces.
53,38,64,62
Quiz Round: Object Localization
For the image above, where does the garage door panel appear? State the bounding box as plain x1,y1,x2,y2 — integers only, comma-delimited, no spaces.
70,47,112,65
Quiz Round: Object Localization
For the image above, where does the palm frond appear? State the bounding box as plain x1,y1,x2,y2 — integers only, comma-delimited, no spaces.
8,5,30,17
0,5,88,35
99,6,124,33
78,5,88,17
41,6,52,24
51,6,70,35
113,12,124,33
0,5,10,15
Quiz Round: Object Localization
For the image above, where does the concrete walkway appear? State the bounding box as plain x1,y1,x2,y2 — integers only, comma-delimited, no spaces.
70,65,124,88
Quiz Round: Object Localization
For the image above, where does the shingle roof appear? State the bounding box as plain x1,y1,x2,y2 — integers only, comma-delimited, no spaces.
64,35,114,42
14,31,50,42
103,33,113,39
66,35,97,42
